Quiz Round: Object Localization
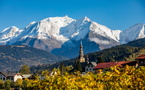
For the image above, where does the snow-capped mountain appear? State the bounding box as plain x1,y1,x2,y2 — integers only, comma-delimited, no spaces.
120,23,145,44
0,16,144,58
0,26,23,44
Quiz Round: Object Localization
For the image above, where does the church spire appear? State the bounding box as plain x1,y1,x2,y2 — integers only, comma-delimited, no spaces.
79,41,85,62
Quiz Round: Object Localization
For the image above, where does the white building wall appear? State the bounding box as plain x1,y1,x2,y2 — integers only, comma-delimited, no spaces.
14,74,22,82
85,65,94,72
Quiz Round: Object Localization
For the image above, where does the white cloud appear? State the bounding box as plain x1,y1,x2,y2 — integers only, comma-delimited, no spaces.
90,38,110,44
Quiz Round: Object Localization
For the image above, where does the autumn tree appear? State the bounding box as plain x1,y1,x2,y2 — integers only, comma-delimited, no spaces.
22,78,29,90
15,78,23,88
0,80,4,89
4,80,11,90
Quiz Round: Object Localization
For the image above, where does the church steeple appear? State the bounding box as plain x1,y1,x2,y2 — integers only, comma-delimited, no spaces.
79,41,85,62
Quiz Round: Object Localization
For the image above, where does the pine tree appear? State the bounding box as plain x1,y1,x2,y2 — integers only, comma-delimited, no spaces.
75,60,82,72
97,56,104,63
59,62,65,76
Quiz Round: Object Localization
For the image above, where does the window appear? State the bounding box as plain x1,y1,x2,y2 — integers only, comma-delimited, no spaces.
141,61,143,64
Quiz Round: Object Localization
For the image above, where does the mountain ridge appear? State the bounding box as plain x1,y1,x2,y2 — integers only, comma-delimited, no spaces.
0,16,145,58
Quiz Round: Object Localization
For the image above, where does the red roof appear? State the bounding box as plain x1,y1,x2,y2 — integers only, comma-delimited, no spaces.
94,61,136,69
135,54,145,60
94,62,117,69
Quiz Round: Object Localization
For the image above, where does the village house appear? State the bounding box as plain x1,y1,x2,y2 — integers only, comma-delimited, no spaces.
0,72,22,82
0,72,36,82
85,62,97,72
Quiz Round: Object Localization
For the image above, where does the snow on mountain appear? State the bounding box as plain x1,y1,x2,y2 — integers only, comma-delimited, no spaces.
0,16,121,45
21,16,75,42
120,23,145,44
60,16,91,41
0,16,144,58
0,26,23,44
89,21,121,43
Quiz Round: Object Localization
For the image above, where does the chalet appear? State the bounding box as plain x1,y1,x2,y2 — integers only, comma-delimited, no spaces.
94,61,137,70
135,54,145,66
0,72,22,82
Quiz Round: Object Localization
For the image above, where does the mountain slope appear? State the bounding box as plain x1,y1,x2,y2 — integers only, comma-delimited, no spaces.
0,45,67,72
0,16,145,58
120,23,145,44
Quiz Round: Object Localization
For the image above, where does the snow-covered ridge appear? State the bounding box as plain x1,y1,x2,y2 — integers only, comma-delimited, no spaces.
120,23,145,44
89,21,121,42
0,26,23,44
0,16,144,46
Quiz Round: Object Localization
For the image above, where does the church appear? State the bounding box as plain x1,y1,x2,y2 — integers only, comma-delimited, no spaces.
75,41,97,73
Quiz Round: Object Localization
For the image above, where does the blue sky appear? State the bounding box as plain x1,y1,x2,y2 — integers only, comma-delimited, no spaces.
0,0,145,31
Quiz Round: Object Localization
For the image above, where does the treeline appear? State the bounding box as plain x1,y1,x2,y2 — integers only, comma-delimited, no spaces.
88,46,139,62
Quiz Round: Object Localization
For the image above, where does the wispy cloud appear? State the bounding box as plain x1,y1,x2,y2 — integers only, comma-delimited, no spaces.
90,38,110,44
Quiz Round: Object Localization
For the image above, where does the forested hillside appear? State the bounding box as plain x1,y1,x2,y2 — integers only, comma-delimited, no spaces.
31,38,145,73
0,45,67,72
88,38,145,62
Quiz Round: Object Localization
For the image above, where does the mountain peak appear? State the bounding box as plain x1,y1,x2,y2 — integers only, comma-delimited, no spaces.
120,23,145,44
41,16,74,22
2,26,19,33
84,16,91,21
10,26,18,28
79,16,91,22
64,15,69,18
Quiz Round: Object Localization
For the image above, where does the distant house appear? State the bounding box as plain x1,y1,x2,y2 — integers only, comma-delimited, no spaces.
94,61,137,70
0,72,22,82
135,54,145,66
